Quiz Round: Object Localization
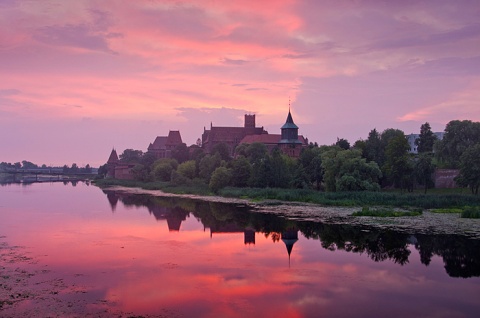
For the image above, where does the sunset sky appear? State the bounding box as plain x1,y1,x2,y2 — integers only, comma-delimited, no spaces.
1,0,479,166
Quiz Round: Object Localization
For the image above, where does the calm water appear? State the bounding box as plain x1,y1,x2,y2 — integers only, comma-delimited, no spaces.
1,182,479,317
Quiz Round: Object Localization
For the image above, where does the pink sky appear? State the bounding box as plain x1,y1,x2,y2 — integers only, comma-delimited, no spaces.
1,0,479,166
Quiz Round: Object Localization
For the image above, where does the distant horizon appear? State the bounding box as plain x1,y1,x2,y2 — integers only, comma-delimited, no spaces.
2,1,479,166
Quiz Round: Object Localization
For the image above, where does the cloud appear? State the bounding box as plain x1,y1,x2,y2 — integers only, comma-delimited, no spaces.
221,58,248,65
0,89,21,96
33,23,118,53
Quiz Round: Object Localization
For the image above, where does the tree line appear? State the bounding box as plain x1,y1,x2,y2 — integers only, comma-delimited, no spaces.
0,161,93,174
100,119,480,194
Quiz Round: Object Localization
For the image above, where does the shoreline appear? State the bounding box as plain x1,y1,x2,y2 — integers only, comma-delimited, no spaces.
103,185,480,239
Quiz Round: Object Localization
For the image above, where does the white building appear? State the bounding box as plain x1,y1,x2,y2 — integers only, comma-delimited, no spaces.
407,132,444,153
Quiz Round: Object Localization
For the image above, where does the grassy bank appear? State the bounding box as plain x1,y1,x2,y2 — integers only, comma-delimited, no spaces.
93,178,480,210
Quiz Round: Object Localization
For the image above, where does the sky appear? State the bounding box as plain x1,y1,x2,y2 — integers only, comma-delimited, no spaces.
1,0,479,167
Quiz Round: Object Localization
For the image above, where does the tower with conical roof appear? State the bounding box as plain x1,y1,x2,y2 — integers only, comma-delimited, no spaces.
281,228,299,267
106,148,119,178
279,109,302,145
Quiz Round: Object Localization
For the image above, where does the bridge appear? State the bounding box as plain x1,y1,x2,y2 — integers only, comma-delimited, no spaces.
0,168,98,183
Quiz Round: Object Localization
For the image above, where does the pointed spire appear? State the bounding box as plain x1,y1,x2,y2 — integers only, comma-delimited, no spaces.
107,148,119,163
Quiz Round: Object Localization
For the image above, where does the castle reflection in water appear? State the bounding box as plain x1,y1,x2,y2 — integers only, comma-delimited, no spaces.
103,189,480,278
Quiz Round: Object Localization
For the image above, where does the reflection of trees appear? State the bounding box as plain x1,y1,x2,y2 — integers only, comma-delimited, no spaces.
298,222,411,265
415,235,480,278
100,189,480,278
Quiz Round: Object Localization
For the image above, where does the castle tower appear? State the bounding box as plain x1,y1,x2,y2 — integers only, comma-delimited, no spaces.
106,148,119,178
244,114,256,128
280,109,301,144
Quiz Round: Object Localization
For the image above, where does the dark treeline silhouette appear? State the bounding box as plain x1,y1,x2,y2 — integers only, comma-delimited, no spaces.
103,189,480,278
1,161,93,174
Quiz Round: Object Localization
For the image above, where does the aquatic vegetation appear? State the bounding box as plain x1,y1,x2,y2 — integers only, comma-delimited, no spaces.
352,207,423,217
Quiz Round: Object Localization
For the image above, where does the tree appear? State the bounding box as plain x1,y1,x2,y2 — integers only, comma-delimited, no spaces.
383,134,414,192
211,142,231,161
209,167,232,193
321,147,381,192
98,164,108,178
231,156,252,187
335,138,350,150
171,143,190,164
266,148,290,188
131,164,152,182
21,160,38,169
363,129,383,164
436,120,480,168
245,142,268,163
177,160,196,179
199,153,222,182
119,149,143,163
455,143,480,194
151,158,178,182
299,146,323,190
415,153,436,194
415,122,437,153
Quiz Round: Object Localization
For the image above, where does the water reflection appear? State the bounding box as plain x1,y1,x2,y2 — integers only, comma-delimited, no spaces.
103,188,480,278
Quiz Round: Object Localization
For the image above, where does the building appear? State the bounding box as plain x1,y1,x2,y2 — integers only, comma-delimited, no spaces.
407,132,444,153
239,109,308,158
147,130,185,159
201,114,267,156
106,148,135,180
202,110,308,158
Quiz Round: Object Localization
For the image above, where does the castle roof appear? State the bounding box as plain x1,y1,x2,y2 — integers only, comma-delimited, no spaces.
149,136,167,150
107,149,119,163
240,134,308,145
281,110,299,129
240,134,282,145
166,130,183,146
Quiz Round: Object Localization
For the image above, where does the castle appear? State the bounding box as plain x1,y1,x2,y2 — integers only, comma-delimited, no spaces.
202,110,308,157
106,109,308,179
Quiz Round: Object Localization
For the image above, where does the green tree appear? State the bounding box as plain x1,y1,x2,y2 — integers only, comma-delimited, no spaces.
177,160,196,179
199,153,222,182
21,160,38,169
335,138,350,150
299,146,323,190
436,120,480,168
363,129,383,164
383,134,414,192
211,142,231,161
132,164,152,182
266,148,290,188
234,143,249,157
171,143,190,164
455,143,480,194
231,156,252,187
209,167,232,193
151,158,178,181
414,153,436,194
245,142,268,163
119,149,143,163
322,147,381,192
415,122,437,153
97,164,108,178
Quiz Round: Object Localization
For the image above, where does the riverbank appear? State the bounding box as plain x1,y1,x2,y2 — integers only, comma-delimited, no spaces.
102,185,480,239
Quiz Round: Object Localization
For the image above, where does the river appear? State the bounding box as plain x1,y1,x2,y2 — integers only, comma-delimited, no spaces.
1,182,479,317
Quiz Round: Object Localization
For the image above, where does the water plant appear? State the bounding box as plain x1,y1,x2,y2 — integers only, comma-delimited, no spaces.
352,207,422,217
